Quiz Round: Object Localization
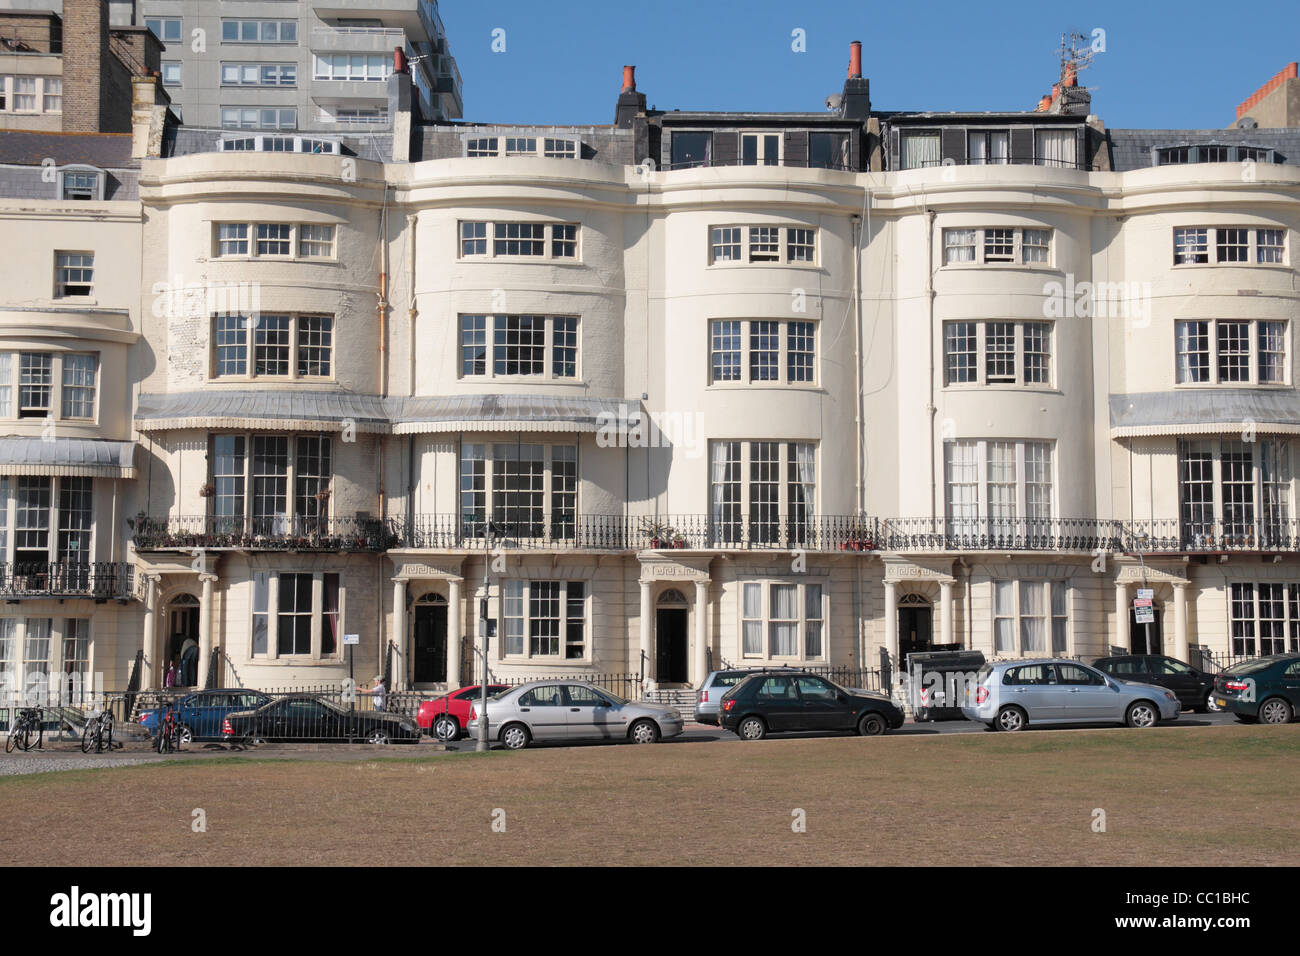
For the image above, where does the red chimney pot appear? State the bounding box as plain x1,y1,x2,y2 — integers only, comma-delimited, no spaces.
848,41,862,79
394,46,407,74
622,65,636,93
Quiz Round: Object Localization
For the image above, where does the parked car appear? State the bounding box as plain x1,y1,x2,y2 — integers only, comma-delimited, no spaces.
222,694,421,745
1212,654,1300,724
1092,654,1218,712
719,671,904,740
139,688,273,744
417,684,511,740
695,668,799,725
962,659,1180,731
466,681,683,750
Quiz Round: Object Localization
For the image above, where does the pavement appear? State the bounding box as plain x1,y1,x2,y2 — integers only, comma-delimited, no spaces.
0,711,1244,775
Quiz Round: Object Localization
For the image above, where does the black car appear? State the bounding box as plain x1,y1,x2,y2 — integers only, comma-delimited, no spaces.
1212,654,1300,724
1092,654,1217,712
222,694,421,745
719,671,905,740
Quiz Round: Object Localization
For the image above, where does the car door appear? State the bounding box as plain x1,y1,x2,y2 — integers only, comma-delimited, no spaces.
189,693,227,739
794,675,848,732
1004,664,1062,720
752,675,801,731
1150,657,1203,708
1056,663,1116,720
1282,660,1300,708
517,685,567,741
564,684,619,740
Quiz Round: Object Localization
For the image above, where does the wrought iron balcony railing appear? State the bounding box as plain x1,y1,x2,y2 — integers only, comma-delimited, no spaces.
0,562,133,599
1118,518,1300,554
131,515,400,553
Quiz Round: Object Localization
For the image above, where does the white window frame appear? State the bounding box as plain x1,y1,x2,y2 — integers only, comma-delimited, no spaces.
942,320,1054,388
210,314,334,381
312,54,391,82
247,569,344,662
1173,226,1289,267
458,442,579,544
220,107,297,130
57,167,105,201
708,319,818,386
941,226,1054,267
54,251,93,298
220,19,298,44
944,439,1056,529
458,314,579,381
213,222,338,260
737,580,827,662
498,579,587,662
1178,439,1294,547
1174,319,1289,386
992,580,1070,656
707,225,819,266
457,221,581,262
145,17,183,43
220,63,296,87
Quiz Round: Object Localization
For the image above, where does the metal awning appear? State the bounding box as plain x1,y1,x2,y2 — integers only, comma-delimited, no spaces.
0,438,136,477
389,395,638,435
1110,390,1300,437
134,391,639,435
135,391,391,433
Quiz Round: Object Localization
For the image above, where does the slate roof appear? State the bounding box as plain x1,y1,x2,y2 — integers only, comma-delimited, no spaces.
0,130,137,168
1107,128,1300,171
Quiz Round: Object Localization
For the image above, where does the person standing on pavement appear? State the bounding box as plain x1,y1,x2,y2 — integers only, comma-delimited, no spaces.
359,675,387,712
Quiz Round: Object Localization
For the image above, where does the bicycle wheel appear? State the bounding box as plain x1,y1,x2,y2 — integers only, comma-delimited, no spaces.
4,724,17,753
15,723,32,753
103,721,113,752
81,720,95,754
155,727,167,754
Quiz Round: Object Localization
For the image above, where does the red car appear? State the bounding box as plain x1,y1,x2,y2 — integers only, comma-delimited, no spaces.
417,685,511,740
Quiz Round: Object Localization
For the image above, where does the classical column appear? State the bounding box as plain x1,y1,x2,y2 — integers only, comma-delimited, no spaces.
140,575,158,689
639,579,652,689
447,577,462,688
1173,582,1189,662
196,572,216,689
392,579,407,690
940,580,954,648
1114,580,1128,651
884,579,898,664
693,578,709,685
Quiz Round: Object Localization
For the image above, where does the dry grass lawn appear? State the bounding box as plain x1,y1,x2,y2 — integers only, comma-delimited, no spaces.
2,725,1296,866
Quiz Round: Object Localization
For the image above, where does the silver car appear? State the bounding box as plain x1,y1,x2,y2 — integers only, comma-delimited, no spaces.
466,680,685,750
961,659,1181,731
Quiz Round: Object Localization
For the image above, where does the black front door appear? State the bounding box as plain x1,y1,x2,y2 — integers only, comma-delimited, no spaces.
656,609,689,683
414,604,447,684
898,605,933,660
1130,608,1162,655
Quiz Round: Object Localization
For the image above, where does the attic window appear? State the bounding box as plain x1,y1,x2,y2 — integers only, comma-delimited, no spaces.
58,168,104,201
220,135,338,154
1156,145,1278,165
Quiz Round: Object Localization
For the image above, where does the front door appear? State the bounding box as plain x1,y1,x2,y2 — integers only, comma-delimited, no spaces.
898,604,933,660
413,604,447,684
1130,607,1163,655
656,608,689,683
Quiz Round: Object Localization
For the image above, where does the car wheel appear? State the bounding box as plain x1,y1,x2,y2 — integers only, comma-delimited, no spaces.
857,713,886,736
1205,694,1224,714
1259,697,1293,725
500,723,530,751
1126,701,1159,728
432,715,459,742
246,734,267,747
995,706,1027,732
737,716,766,741
178,724,194,747
628,718,660,744
366,729,391,746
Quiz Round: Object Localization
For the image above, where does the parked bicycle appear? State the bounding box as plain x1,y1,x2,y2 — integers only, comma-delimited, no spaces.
155,697,185,754
80,706,115,754
5,707,43,753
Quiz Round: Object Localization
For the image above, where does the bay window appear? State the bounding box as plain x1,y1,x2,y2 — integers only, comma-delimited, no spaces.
459,442,579,541
212,314,333,380
1175,319,1287,385
1179,439,1293,547
1229,583,1300,656
208,434,333,535
943,321,1052,387
458,314,579,380
945,440,1054,537
709,441,816,546
709,319,817,385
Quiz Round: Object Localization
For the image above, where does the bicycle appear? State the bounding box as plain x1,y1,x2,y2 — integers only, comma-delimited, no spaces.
80,706,115,754
5,707,43,753
155,698,184,754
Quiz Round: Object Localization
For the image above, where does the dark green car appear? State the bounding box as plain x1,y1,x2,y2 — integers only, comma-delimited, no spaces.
1212,655,1300,724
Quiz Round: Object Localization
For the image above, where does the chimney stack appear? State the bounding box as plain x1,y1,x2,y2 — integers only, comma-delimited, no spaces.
394,46,408,74
61,0,111,132
839,40,870,120
614,63,646,128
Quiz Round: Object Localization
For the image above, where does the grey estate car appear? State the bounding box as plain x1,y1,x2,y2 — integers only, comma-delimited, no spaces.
961,659,1181,731
466,680,685,749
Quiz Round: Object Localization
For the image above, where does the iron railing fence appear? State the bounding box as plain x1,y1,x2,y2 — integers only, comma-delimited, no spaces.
487,672,644,701
659,158,859,173
1118,519,1300,554
131,515,400,552
877,518,1117,553
0,561,132,598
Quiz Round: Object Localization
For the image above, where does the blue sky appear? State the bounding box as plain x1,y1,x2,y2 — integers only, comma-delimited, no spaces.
439,0,1298,130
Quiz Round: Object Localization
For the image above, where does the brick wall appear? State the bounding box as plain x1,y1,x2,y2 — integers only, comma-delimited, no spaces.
0,12,62,53
61,0,109,133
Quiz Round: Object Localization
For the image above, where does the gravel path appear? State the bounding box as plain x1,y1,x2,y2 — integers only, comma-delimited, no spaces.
0,754,157,776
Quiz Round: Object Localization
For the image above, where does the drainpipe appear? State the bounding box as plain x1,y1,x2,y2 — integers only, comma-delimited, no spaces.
926,208,937,522
406,213,417,397
852,207,864,515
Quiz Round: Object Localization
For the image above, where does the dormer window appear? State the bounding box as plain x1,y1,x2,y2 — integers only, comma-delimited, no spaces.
58,168,104,201
220,135,339,154
1156,144,1280,165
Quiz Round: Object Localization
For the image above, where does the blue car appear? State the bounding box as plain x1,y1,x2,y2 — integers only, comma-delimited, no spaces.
139,689,273,744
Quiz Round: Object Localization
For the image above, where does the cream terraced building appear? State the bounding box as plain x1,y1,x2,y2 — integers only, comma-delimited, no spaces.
4,58,1300,704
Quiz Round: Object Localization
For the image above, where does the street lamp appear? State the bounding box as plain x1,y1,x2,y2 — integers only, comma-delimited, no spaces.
476,519,506,752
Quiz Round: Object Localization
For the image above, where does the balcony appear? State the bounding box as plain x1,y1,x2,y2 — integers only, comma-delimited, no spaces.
131,516,399,553
1119,519,1300,555
0,562,133,600
310,26,407,54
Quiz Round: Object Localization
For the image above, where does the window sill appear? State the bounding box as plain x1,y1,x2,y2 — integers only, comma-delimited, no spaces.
207,377,337,385
458,257,584,265
259,657,345,665
707,382,824,391
1172,382,1291,389
707,262,824,271
1171,263,1291,271
942,384,1061,394
939,263,1059,274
